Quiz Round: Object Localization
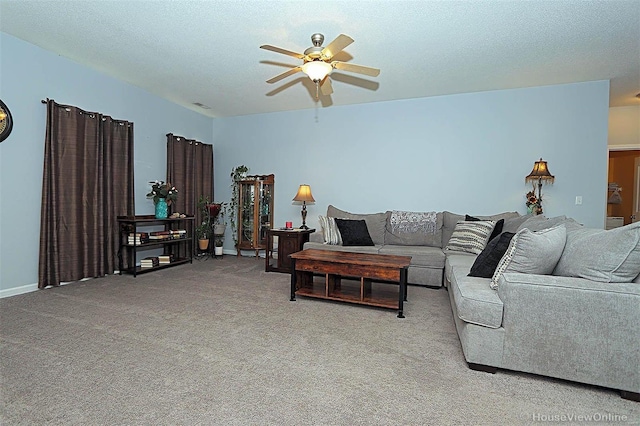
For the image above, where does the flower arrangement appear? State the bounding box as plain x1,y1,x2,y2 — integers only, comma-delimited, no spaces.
525,190,542,215
146,180,178,205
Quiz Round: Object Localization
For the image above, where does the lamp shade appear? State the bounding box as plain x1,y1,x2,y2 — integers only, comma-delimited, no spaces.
293,184,315,203
301,61,332,82
525,158,555,183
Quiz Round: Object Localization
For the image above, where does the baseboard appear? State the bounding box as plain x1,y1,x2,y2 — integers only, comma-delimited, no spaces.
0,283,39,299
1,277,92,299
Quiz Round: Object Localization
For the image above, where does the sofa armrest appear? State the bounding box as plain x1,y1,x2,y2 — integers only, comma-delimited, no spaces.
496,272,640,393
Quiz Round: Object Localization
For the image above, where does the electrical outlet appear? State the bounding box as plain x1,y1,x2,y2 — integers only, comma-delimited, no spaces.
575,196,582,205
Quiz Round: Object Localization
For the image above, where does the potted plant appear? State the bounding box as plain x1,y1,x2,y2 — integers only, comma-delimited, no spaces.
213,202,228,236
197,195,213,251
146,180,178,219
214,235,224,256
195,222,211,250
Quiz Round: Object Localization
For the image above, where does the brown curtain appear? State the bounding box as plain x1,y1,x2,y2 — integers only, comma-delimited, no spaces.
38,100,134,288
166,134,213,252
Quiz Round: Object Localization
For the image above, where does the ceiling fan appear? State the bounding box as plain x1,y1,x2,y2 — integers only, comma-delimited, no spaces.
260,33,380,98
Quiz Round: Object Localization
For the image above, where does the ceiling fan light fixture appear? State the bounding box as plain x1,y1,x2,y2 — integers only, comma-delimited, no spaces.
301,61,332,82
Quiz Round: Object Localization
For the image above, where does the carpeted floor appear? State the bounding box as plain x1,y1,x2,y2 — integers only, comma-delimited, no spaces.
1,256,638,425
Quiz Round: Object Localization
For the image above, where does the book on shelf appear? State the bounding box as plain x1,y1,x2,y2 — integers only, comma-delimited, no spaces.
128,232,149,245
158,254,174,264
149,229,186,236
140,256,160,268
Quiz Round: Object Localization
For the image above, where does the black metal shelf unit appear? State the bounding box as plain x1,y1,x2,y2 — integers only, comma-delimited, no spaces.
117,215,195,276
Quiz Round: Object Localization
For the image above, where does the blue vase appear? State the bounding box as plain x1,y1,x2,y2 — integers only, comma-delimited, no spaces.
155,198,168,219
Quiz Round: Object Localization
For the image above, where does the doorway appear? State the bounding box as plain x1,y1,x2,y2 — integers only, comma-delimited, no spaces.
608,149,640,225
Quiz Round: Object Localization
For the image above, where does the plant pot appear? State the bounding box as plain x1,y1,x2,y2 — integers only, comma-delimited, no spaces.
198,239,209,250
155,198,168,219
213,224,226,235
214,246,223,256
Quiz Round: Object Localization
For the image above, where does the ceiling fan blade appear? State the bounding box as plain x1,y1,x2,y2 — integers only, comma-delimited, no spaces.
260,44,305,59
266,67,302,84
321,34,354,60
331,61,380,77
320,78,333,96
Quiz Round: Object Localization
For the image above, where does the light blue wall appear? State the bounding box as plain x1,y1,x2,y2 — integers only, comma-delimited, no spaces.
0,31,610,296
214,81,609,239
0,32,212,295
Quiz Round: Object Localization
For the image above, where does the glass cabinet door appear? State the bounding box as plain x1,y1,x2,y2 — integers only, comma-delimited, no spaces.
258,180,273,247
239,182,255,247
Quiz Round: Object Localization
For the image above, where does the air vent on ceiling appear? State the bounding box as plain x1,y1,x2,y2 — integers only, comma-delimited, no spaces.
192,102,211,109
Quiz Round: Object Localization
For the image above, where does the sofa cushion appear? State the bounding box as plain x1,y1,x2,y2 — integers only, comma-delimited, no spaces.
334,219,375,246
446,220,496,255
327,205,388,245
553,222,640,283
442,211,465,248
303,241,381,254
491,225,566,289
517,215,583,233
468,232,515,278
379,245,445,268
502,214,532,233
447,255,504,329
318,215,342,245
385,211,443,247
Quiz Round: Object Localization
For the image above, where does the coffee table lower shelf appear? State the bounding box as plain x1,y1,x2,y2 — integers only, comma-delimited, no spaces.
289,249,411,318
294,277,401,310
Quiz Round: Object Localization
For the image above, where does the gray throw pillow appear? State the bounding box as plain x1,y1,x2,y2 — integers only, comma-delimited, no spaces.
553,222,640,283
502,214,533,233
491,225,567,290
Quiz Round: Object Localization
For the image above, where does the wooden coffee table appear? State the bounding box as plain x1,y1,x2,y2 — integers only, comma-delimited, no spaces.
289,249,411,318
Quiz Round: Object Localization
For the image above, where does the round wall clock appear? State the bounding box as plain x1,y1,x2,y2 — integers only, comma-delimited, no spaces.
0,99,13,142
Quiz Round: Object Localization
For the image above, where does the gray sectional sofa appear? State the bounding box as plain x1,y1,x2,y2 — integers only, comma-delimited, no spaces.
303,205,640,400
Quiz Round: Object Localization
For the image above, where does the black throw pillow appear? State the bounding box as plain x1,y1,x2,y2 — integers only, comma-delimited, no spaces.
465,215,504,242
468,232,515,278
334,218,375,246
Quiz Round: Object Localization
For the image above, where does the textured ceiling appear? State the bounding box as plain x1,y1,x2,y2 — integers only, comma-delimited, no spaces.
1,1,639,118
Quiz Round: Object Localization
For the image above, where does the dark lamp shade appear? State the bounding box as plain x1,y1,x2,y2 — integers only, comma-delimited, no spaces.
525,158,555,183
293,184,315,203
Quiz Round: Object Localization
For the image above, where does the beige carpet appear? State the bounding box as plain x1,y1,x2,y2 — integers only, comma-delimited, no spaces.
1,256,638,425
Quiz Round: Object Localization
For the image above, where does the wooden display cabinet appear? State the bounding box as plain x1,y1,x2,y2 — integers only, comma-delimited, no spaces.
236,174,274,256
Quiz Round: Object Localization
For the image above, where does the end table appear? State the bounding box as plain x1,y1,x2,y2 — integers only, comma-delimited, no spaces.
265,228,316,273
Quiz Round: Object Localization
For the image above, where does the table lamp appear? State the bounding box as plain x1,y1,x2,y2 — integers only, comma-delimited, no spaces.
292,184,315,229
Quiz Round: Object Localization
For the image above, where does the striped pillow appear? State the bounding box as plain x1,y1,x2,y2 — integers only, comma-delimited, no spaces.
445,220,496,255
318,215,342,245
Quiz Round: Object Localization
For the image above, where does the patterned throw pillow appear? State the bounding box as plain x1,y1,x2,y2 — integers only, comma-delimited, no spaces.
318,215,342,245
445,220,496,255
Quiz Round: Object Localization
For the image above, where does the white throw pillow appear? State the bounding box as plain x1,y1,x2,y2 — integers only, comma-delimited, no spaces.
491,225,567,290
318,215,342,245
445,220,496,255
